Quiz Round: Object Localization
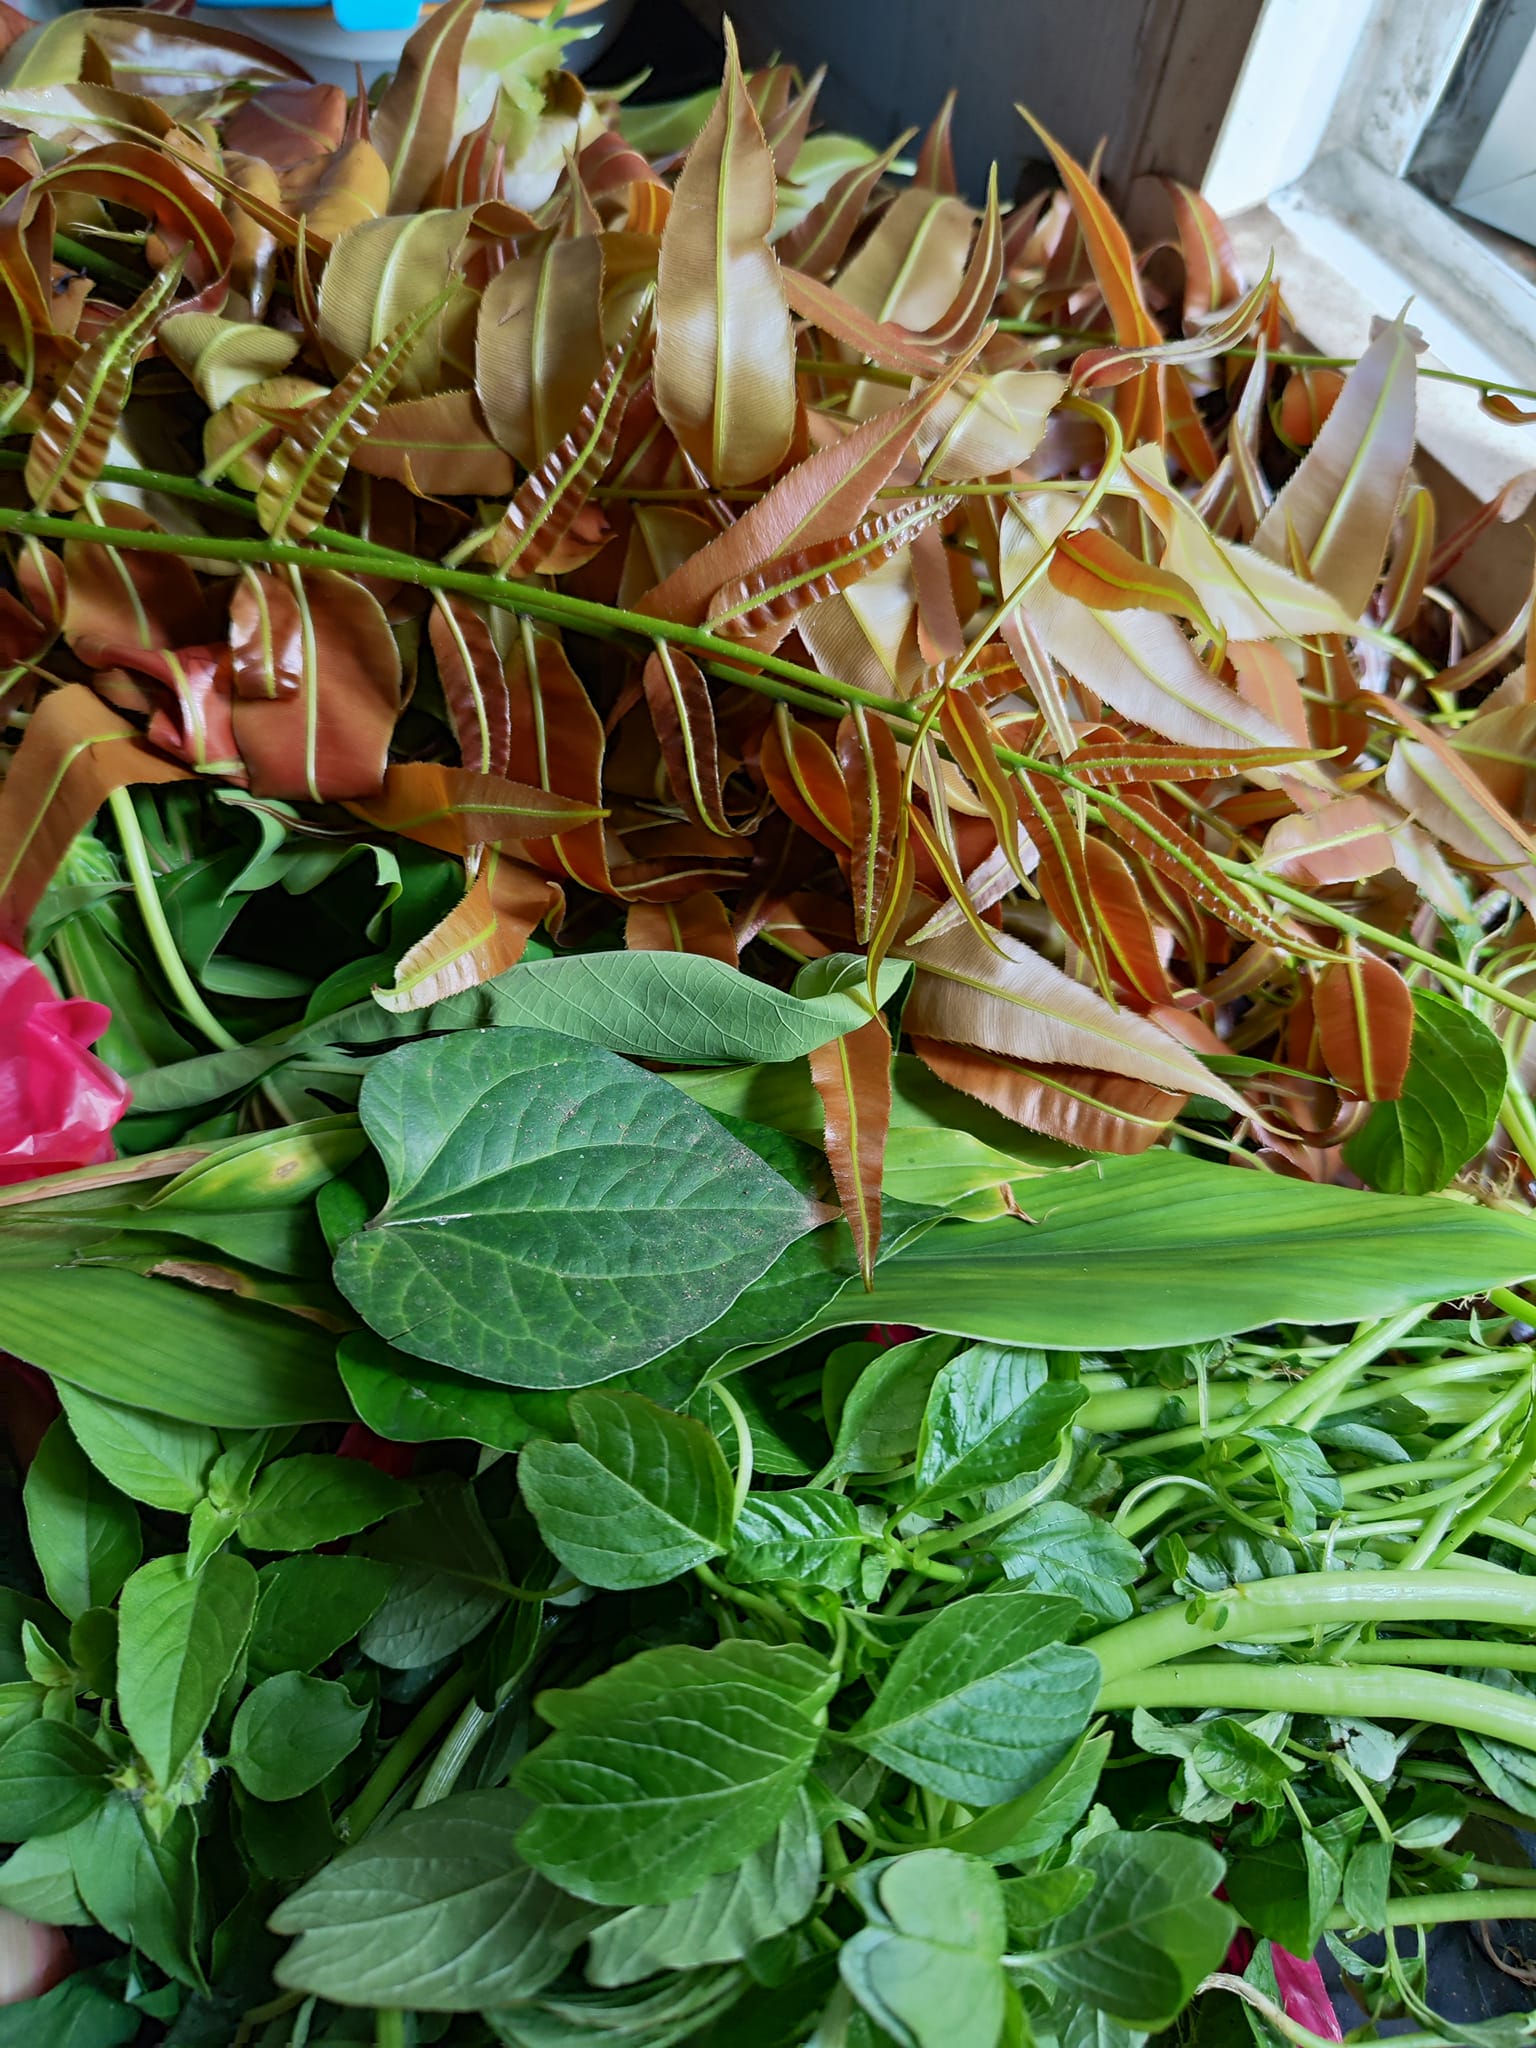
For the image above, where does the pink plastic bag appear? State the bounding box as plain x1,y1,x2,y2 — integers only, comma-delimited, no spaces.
0,943,129,1186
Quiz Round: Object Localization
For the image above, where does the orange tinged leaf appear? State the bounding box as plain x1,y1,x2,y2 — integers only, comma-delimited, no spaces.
0,683,191,942
348,761,603,854
775,130,912,279
228,568,400,803
838,707,904,946
809,1013,892,1284
505,622,613,896
370,0,481,215
642,643,739,839
475,234,607,467
781,266,951,374
484,294,654,575
912,1035,1183,1154
1260,795,1398,887
626,891,738,966
706,495,955,649
1097,790,1312,954
1314,953,1414,1101
374,849,559,1012
349,390,516,498
760,706,853,852
1278,367,1344,447
25,255,184,512
1162,179,1243,323
654,20,795,485
1048,528,1211,632
429,593,510,778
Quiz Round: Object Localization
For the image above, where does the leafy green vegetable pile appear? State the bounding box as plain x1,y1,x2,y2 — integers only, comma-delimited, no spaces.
1,0,1536,2042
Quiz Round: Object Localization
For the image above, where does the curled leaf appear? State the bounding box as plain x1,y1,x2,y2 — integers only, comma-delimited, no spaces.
809,1013,892,1284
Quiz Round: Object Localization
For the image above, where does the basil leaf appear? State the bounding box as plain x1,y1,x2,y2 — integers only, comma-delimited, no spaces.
23,1420,140,1621
248,1555,397,1679
992,1505,1143,1624
54,1385,219,1514
116,1553,257,1791
586,1789,821,1986
520,1391,734,1590
849,1591,1098,1806
270,1789,598,2009
840,1850,1008,2048
1345,991,1507,1195
359,1477,509,1669
1016,1830,1234,2029
229,1673,369,1801
912,1345,1085,1506
0,1721,114,1838
825,1335,958,1478
0,1833,89,1927
517,1641,832,1905
238,1454,413,1553
334,1029,824,1389
67,1799,203,1989
728,1490,865,1590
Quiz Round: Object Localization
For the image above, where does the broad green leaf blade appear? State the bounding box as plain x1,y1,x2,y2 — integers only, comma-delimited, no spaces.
238,1455,413,1552
248,1555,398,1680
993,1506,1143,1625
270,1789,598,2010
1017,1830,1235,2030
66,1799,202,1989
338,1331,550,1452
913,1345,1086,1507
129,952,913,1112
520,1392,734,1590
840,1850,1008,2048
824,1334,957,1479
229,1673,368,1801
849,1590,1099,1805
335,1029,826,1388
0,1268,347,1426
728,1490,865,1590
358,1477,509,1669
1344,991,1507,1195
54,1385,219,1513
820,1151,1536,1349
0,1722,114,1839
116,1553,257,1792
23,1419,140,1620
516,1640,832,1905
587,1790,821,1986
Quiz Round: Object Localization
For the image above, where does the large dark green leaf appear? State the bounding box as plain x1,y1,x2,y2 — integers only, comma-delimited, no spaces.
1344,991,1507,1195
517,1641,832,1905
586,1790,821,1986
0,1269,346,1426
334,1029,824,1388
816,1151,1536,1349
849,1591,1098,1806
271,1789,600,2010
840,1850,1009,2048
520,1392,734,1590
1014,1830,1234,2030
913,1345,1085,1507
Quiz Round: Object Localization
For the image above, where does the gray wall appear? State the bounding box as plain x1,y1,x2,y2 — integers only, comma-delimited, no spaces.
681,0,1263,214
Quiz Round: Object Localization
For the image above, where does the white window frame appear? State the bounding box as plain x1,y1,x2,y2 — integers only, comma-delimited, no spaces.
1202,0,1536,625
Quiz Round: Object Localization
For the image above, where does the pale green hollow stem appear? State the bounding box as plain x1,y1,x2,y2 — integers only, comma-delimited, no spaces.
1339,1640,1536,1672
1087,1570,1536,1688
1095,1659,1536,1749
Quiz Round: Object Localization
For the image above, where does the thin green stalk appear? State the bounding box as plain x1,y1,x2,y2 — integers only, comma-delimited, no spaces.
1429,1377,1536,1565
711,1381,755,1522
17,506,1536,1030
1088,1569,1536,1687
1239,1309,1426,1437
52,232,145,293
1095,1657,1536,1750
375,2011,406,2048
342,1667,475,1841
1329,1887,1536,1928
412,1696,493,1808
107,788,240,1053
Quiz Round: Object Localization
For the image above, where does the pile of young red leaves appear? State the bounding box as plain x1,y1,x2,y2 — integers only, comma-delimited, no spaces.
1,0,1535,1266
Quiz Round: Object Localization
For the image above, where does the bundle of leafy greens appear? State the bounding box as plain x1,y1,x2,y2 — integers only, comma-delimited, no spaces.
2,2,1536,2042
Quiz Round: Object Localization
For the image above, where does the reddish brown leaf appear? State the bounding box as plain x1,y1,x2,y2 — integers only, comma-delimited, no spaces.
349,390,516,498
224,81,347,170
625,891,738,965
1096,789,1311,953
1063,738,1319,783
641,644,738,838
838,707,904,945
348,761,603,854
429,593,510,777
484,295,655,575
912,1036,1184,1154
705,495,955,649
228,568,400,803
34,141,233,285
62,505,218,669
1278,367,1344,447
374,849,559,1011
759,706,853,851
0,684,191,941
1260,795,1399,886
1314,953,1414,1101
475,234,606,468
370,0,480,215
1048,528,1211,630
506,622,614,895
780,267,950,374
809,1013,892,1284
775,131,912,279
1162,179,1243,323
